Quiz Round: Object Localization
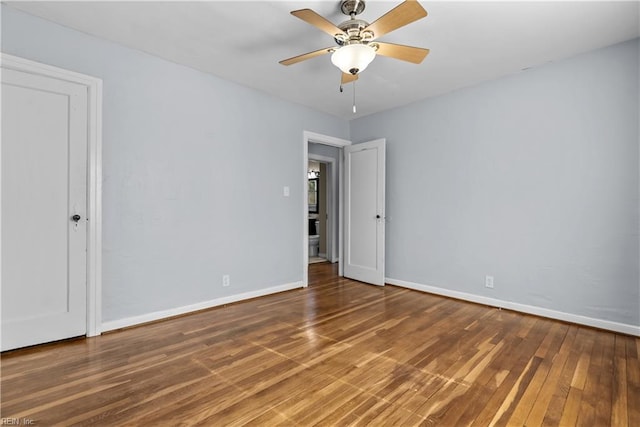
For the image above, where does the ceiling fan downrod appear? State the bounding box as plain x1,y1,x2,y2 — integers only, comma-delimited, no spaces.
341,0,366,17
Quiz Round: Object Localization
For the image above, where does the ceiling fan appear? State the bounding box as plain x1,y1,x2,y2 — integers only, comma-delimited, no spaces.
279,0,430,86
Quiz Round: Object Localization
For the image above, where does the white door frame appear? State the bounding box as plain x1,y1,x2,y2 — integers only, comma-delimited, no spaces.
302,131,351,287
1,53,103,336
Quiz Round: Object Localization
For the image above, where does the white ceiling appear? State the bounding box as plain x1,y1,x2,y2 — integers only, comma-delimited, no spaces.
6,1,639,119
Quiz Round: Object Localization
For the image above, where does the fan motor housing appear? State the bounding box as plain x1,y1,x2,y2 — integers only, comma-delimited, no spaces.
334,18,371,45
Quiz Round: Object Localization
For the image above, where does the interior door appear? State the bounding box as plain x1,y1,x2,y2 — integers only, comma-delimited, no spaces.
1,67,88,351
344,139,385,285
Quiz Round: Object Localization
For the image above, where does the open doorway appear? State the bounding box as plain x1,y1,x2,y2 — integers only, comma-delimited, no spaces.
302,131,351,287
308,157,334,264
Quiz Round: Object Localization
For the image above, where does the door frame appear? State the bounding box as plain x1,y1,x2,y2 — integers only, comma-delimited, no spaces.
302,131,351,287
1,53,103,336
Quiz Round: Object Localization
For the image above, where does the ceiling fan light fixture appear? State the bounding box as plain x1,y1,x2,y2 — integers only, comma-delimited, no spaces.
331,44,376,75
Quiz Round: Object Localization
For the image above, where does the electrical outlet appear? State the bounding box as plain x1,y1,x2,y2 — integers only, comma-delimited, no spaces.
223,275,230,287
485,275,494,289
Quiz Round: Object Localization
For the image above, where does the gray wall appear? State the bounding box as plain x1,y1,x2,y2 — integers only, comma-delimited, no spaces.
351,38,639,327
2,6,350,323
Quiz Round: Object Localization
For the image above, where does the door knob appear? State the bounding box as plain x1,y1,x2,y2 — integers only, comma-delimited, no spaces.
71,214,81,222
376,215,381,219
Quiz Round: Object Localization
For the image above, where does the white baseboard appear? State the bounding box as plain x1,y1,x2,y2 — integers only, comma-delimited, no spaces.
102,281,304,332
386,277,640,337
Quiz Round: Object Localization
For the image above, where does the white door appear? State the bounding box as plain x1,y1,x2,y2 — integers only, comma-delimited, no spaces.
344,139,385,285
1,67,88,351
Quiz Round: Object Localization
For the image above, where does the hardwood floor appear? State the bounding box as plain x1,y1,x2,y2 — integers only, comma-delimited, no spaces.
2,262,638,426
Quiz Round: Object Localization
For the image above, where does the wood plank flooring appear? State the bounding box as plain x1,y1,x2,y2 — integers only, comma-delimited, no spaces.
2,262,639,426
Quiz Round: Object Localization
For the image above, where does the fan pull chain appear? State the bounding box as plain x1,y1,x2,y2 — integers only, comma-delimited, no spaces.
352,80,357,114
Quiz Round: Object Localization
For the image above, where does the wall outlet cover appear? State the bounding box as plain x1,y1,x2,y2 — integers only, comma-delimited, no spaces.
485,276,494,288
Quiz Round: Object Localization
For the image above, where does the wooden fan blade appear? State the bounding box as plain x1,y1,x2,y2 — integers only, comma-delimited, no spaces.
291,9,345,38
341,73,358,85
279,47,334,66
373,42,430,64
364,0,428,40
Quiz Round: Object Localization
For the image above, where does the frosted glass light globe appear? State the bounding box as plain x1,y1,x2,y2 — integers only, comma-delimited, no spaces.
331,44,376,75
